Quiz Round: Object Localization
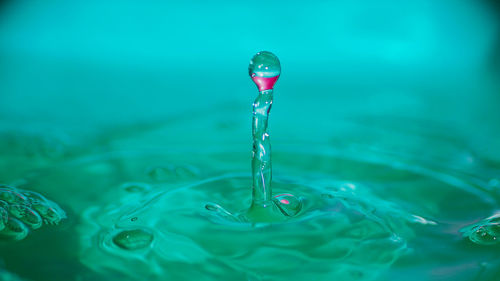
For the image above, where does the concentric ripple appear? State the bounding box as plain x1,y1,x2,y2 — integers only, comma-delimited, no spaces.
78,168,446,281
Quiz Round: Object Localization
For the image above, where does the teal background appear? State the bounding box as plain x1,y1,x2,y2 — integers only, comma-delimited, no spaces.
1,0,499,160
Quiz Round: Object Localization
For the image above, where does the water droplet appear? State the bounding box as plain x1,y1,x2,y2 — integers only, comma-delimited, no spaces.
248,51,281,91
273,193,303,217
112,229,154,250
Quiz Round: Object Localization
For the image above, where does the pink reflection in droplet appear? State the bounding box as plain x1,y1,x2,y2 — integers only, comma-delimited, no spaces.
280,199,290,205
251,75,279,91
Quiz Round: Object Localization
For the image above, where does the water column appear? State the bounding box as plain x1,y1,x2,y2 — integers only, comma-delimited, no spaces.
247,51,282,218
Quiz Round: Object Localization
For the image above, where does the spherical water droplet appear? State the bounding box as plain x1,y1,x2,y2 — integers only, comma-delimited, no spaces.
249,51,281,78
272,193,303,217
248,51,281,91
112,229,154,250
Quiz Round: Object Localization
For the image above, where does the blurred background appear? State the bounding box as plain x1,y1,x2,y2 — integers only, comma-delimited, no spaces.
0,0,499,158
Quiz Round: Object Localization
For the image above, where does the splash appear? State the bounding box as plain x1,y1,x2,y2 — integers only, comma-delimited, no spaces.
246,51,302,221
78,174,411,281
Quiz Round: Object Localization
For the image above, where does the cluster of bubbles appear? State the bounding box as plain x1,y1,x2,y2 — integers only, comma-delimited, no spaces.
461,213,500,245
0,184,66,241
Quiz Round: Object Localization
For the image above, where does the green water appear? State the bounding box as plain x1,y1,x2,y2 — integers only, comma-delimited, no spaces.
0,103,499,280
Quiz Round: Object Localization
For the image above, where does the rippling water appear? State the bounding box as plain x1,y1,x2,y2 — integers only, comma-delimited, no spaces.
0,106,499,281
